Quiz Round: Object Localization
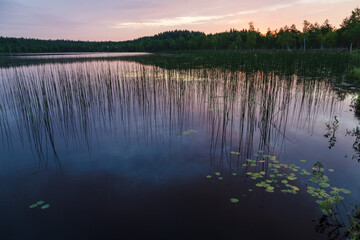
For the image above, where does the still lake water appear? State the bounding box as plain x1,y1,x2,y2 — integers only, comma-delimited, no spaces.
0,52,359,239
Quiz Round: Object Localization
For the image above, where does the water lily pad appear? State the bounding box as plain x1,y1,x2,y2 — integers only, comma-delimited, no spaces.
36,201,45,205
215,172,221,176
230,198,239,203
206,175,212,179
232,173,237,176
41,204,50,209
218,177,223,180
339,188,351,194
29,204,38,209
300,160,306,162
319,183,330,188
328,169,334,172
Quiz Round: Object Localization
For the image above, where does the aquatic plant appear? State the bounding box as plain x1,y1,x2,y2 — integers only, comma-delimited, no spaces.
29,200,50,209
324,116,339,149
346,126,360,162
207,152,359,238
355,93,360,117
177,129,198,138
348,68,360,82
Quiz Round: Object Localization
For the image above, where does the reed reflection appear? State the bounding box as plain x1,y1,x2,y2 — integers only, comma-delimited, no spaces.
0,61,345,171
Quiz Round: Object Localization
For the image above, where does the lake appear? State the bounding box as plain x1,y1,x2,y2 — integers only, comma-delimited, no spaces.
0,51,359,240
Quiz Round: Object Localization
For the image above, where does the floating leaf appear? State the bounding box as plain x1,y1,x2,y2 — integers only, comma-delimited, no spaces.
218,177,223,180
29,204,38,209
260,171,265,175
230,198,239,203
300,160,307,162
206,175,212,179
292,186,300,191
215,172,221,176
248,189,253,192
36,201,45,205
339,188,351,194
231,151,240,155
319,183,330,188
41,204,50,209
328,169,334,172
232,173,237,176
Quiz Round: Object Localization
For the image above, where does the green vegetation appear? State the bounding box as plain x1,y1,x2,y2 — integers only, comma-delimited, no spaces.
0,8,359,53
207,153,359,239
356,93,360,116
348,68,360,82
29,200,50,209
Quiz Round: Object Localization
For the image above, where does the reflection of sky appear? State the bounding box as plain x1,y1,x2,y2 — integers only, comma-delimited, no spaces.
0,57,360,227
0,58,360,237
0,0,358,40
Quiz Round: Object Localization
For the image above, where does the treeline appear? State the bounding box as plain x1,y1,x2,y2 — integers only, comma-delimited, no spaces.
0,8,359,53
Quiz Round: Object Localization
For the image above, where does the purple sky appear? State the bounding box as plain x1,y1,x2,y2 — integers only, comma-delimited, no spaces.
0,0,358,41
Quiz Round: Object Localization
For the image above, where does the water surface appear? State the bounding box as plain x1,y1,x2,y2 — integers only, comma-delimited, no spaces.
0,52,359,240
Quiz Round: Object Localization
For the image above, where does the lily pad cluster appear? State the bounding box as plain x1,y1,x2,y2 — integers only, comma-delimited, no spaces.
206,172,223,180
29,201,50,210
177,129,198,138
307,161,351,214
207,151,350,203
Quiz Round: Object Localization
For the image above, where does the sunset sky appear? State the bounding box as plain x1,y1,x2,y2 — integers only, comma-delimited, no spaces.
0,0,359,41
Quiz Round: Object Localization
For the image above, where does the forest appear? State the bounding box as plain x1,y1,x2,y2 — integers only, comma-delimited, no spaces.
0,7,359,53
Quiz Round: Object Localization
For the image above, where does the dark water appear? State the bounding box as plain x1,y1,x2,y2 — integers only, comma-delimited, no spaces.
0,53,359,240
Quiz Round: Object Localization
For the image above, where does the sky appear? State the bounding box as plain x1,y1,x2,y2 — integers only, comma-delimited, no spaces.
0,0,359,41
